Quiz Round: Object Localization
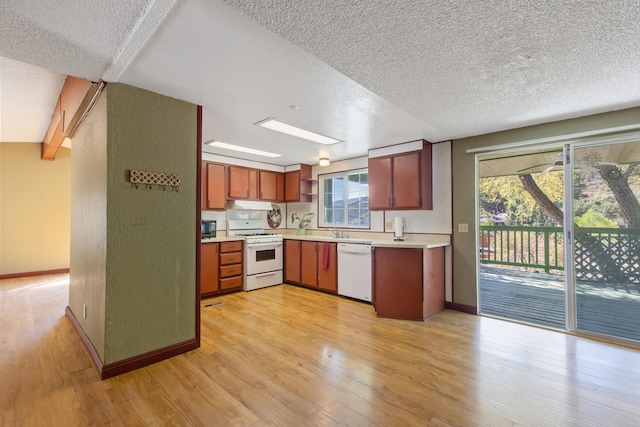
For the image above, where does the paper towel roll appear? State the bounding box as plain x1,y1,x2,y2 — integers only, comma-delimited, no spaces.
394,217,404,238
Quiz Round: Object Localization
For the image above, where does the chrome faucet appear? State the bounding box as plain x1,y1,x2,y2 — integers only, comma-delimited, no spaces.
331,228,344,238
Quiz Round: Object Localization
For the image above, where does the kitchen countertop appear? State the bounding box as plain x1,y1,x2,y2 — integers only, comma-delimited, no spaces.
201,236,245,243
283,235,449,249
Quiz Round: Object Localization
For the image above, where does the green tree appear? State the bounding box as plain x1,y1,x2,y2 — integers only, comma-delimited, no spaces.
575,209,618,228
479,173,563,226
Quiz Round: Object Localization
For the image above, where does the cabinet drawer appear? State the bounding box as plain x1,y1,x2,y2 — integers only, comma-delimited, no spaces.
220,276,242,290
220,252,242,265
221,241,243,253
220,264,242,278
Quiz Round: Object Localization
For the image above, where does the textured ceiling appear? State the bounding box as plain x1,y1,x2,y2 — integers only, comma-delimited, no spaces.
223,0,640,141
1,0,639,164
0,57,65,142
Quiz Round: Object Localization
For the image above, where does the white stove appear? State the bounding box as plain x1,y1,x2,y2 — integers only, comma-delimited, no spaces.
227,220,283,291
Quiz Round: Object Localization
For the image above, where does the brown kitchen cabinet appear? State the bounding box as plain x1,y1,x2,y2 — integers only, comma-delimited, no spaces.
228,166,258,199
284,239,337,293
284,239,302,283
276,172,285,202
316,242,338,292
372,246,444,320
201,242,219,296
285,164,313,202
201,240,244,297
201,162,226,210
259,170,284,202
368,141,432,210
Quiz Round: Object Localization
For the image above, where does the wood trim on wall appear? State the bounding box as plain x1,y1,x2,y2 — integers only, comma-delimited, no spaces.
445,302,478,315
0,268,69,280
196,105,203,348
101,338,199,380
66,306,199,380
65,306,104,376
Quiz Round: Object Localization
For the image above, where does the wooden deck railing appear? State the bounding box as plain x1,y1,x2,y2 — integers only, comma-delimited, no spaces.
480,225,640,283
479,226,564,273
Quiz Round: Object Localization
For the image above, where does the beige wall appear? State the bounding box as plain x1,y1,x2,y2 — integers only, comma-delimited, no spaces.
451,106,640,308
0,143,71,275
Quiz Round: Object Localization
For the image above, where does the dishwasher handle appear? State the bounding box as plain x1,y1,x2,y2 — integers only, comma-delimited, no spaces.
337,243,372,255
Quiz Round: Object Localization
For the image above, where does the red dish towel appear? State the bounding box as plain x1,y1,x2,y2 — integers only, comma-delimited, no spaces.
322,242,331,269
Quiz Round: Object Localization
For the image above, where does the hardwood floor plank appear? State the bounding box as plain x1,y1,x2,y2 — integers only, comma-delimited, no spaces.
3,275,640,426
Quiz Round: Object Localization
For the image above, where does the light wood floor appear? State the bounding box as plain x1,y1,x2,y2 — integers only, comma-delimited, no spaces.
2,274,640,426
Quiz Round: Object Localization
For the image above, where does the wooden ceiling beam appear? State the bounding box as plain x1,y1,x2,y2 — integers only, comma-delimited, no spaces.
41,77,105,160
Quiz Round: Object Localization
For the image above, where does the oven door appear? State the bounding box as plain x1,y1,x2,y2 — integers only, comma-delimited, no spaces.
246,241,283,275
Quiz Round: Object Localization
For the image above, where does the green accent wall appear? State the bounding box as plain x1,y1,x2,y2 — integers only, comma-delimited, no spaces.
69,83,197,365
105,84,197,364
452,106,640,308
69,89,108,360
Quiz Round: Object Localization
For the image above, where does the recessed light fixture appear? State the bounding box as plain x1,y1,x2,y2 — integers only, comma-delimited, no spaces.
255,118,341,145
319,158,330,166
205,140,282,158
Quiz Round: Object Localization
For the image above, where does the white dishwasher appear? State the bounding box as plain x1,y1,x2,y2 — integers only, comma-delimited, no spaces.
337,243,372,302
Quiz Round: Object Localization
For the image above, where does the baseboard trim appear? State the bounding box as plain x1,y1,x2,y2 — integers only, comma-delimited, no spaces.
66,306,199,380
65,306,104,376
1,268,69,280
445,302,477,315
101,338,199,379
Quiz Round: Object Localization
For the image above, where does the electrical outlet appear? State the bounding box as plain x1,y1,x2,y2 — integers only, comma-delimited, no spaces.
83,304,87,319
402,218,407,227
385,221,392,231
458,223,469,233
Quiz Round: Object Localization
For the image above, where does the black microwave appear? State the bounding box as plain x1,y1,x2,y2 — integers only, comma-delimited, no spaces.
201,220,216,238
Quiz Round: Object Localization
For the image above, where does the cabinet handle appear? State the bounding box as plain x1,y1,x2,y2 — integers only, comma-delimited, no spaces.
388,198,391,206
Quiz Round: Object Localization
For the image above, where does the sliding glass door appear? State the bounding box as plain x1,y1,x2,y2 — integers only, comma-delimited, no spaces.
477,147,566,329
478,137,640,343
572,141,640,341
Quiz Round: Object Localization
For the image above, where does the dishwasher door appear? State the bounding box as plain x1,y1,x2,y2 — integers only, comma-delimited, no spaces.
337,243,372,302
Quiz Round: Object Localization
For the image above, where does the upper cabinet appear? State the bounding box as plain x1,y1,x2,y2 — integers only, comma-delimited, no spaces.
285,164,313,202
202,162,226,211
202,162,286,207
368,140,433,210
228,166,258,199
259,170,284,202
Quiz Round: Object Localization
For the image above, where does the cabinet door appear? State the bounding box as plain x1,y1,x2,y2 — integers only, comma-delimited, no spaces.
373,247,423,320
300,241,318,287
248,169,258,199
228,166,250,199
204,163,226,210
276,173,285,203
259,170,278,201
284,240,301,283
392,152,421,209
317,242,337,293
201,243,219,296
368,156,392,210
284,171,300,202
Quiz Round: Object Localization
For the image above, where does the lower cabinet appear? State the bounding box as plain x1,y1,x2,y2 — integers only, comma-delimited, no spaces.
201,240,244,298
372,246,444,320
284,239,337,294
201,243,220,296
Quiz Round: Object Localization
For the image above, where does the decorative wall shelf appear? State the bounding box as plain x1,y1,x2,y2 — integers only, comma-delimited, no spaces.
129,169,182,191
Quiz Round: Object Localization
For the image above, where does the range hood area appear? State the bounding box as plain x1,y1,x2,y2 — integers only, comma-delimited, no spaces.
228,200,274,210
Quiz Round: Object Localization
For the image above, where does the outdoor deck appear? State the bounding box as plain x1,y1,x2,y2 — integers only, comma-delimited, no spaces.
479,265,640,342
